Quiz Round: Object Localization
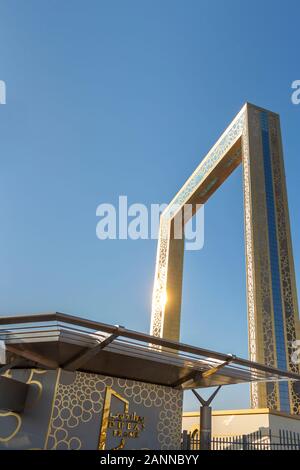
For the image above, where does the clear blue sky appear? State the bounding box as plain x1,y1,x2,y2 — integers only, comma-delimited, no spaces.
0,0,299,411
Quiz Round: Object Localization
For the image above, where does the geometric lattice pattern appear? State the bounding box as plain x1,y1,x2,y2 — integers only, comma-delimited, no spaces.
150,103,300,414
45,370,183,450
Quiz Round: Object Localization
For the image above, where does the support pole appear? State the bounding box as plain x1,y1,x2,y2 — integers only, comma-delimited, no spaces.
192,385,222,450
199,405,212,450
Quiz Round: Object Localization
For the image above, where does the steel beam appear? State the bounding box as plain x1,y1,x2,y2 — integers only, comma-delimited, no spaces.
63,332,119,370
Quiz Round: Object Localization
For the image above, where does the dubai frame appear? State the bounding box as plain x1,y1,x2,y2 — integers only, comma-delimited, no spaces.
150,103,300,414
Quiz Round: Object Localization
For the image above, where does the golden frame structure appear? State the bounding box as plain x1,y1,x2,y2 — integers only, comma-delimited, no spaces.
150,103,300,414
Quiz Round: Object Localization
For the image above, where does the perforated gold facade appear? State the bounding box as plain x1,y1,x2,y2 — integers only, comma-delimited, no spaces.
150,103,300,414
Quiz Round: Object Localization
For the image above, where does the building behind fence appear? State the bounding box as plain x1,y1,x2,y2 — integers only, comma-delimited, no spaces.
182,429,300,450
182,408,300,448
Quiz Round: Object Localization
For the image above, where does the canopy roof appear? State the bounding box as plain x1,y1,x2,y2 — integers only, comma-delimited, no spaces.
1,312,299,390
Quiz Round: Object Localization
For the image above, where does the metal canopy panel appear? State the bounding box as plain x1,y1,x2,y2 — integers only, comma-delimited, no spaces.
0,312,299,390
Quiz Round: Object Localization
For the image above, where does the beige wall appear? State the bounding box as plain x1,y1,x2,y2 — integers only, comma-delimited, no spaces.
182,409,300,437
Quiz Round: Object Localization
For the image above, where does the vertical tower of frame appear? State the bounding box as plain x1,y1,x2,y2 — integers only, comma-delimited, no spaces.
244,104,300,413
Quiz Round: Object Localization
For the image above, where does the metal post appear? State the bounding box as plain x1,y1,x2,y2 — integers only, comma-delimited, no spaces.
200,405,212,450
182,430,190,450
192,385,222,451
242,434,248,450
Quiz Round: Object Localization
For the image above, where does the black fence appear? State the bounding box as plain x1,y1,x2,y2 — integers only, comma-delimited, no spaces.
182,429,300,450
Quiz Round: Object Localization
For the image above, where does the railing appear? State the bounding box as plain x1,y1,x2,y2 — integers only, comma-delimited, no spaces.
182,429,300,450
